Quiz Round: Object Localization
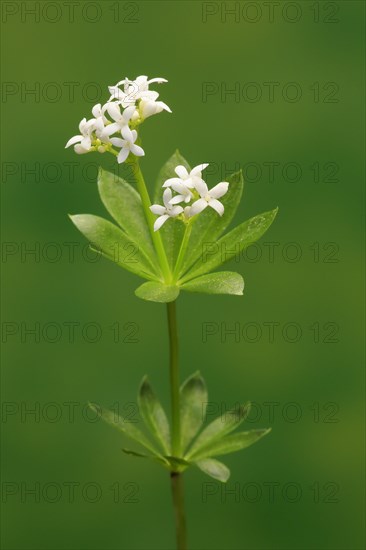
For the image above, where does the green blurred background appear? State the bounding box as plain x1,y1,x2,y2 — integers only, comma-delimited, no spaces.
1,1,365,549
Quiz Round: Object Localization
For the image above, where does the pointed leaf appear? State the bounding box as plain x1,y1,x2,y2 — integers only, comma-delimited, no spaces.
182,208,278,282
180,372,208,453
121,448,150,458
181,272,244,296
135,281,180,303
122,448,169,466
195,458,230,482
138,376,171,454
190,429,271,461
98,168,159,271
186,403,251,460
180,170,244,275
89,403,160,456
154,151,191,269
70,214,157,280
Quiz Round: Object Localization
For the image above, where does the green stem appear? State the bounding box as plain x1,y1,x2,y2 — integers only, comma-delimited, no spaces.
167,302,187,550
170,472,187,550
132,159,172,282
167,301,181,456
173,223,193,282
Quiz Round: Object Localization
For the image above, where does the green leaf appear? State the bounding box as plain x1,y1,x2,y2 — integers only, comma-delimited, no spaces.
135,281,180,303
180,170,244,276
138,376,171,454
154,151,191,269
121,448,150,458
180,372,208,453
195,458,230,482
70,214,157,280
181,272,244,296
186,403,251,460
190,429,271,461
182,208,278,282
98,168,159,272
89,403,160,456
122,448,169,466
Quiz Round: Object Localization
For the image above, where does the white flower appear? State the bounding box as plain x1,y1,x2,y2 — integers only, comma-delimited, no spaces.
126,75,168,92
167,182,193,204
111,75,168,102
65,117,96,153
108,75,171,116
189,180,229,217
164,163,209,190
138,97,172,120
91,103,109,125
109,126,144,164
150,188,183,231
101,104,135,140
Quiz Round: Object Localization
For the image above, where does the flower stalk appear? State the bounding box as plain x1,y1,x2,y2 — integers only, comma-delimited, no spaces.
173,222,193,282
132,159,171,282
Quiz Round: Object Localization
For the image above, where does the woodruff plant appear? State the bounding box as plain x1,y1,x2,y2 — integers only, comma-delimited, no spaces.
66,74,278,550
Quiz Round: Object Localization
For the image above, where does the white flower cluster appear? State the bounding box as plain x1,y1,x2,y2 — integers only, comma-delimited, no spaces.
150,164,229,231
65,76,171,164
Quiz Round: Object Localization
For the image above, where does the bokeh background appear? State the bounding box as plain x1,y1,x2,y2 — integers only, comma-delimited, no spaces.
1,1,365,549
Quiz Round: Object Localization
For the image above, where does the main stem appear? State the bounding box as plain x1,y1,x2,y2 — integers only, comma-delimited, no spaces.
167,301,187,550
171,472,187,550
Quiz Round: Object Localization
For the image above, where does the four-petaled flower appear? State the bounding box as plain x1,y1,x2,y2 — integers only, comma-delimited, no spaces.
101,104,136,141
189,180,229,217
164,163,209,191
65,117,96,154
110,126,145,164
150,189,184,231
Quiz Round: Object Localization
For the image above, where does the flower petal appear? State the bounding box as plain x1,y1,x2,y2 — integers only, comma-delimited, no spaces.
175,165,189,179
170,205,184,216
163,188,173,207
209,181,229,199
208,199,224,216
169,194,185,205
74,144,89,155
154,215,169,231
131,144,145,157
110,137,125,147
107,102,122,122
158,101,172,113
163,177,182,188
150,204,166,215
121,125,134,142
91,103,101,117
80,136,91,150
194,178,209,197
191,163,209,177
65,135,82,148
102,122,120,139
147,77,168,84
117,147,129,164
189,198,208,217
123,105,136,121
